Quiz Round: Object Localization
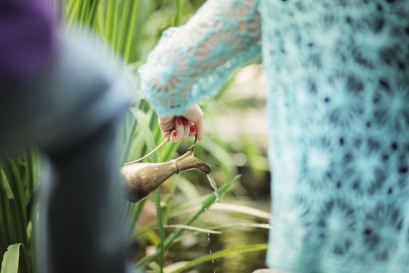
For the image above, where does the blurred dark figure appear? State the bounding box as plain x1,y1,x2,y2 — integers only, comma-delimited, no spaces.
0,1,134,273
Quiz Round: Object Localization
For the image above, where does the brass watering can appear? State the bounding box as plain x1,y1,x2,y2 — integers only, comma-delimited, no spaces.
121,137,211,202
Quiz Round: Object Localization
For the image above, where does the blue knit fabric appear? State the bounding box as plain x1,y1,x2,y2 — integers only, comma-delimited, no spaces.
140,0,409,272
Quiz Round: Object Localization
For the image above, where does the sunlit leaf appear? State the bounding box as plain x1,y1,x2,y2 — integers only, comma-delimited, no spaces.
164,225,222,234
1,243,21,273
209,203,271,220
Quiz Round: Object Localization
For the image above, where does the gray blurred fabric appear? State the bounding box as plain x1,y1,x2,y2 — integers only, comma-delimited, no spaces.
0,29,142,273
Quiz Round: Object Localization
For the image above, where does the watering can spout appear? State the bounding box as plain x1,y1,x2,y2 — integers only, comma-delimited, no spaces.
176,148,211,174
120,148,211,202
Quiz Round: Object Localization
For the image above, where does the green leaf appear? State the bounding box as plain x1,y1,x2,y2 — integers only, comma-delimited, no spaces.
173,0,183,26
1,243,22,273
130,108,158,162
211,222,271,231
154,189,165,273
163,244,268,273
0,170,14,199
164,225,222,235
209,203,271,220
126,198,147,237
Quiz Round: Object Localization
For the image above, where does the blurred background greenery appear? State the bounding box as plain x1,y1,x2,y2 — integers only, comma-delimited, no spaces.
0,1,270,272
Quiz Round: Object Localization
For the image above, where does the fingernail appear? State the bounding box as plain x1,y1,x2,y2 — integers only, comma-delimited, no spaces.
177,118,183,125
183,118,189,126
173,131,178,137
190,126,196,132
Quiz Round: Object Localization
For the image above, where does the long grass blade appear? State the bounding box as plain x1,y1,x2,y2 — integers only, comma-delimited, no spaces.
130,108,158,162
164,225,222,235
173,0,183,26
211,222,271,230
123,0,143,62
154,190,164,273
209,203,271,220
126,198,147,237
163,244,268,273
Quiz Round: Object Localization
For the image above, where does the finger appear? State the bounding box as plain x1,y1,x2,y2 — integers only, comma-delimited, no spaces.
158,116,176,130
169,117,188,142
183,124,190,139
181,118,190,139
188,125,196,137
161,127,173,140
162,130,171,139
169,130,179,142
175,117,186,141
182,117,189,127
158,116,176,139
194,118,204,141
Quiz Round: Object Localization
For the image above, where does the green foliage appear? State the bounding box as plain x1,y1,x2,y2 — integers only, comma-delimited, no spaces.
0,153,38,273
137,178,236,267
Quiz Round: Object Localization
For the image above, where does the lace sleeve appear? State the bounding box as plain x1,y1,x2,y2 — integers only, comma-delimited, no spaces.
139,0,261,116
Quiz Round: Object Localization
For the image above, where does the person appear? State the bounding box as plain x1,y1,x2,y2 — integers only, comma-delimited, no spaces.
139,0,409,272
0,1,135,273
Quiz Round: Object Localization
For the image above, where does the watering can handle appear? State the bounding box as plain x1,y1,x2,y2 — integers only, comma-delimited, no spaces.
124,135,198,165
189,134,198,150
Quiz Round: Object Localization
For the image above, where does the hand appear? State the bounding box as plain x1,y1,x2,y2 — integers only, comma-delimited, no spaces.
158,104,204,142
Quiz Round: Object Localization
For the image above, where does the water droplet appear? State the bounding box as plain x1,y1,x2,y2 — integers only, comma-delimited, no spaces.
207,174,220,203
